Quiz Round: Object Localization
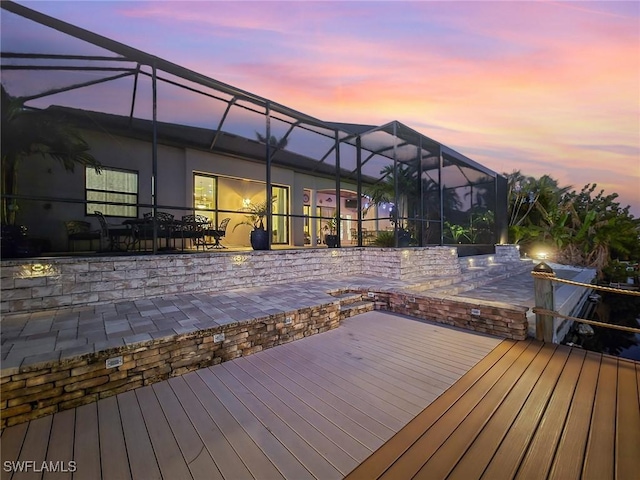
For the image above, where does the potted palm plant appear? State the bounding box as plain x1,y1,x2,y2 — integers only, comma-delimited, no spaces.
233,199,271,250
323,212,339,248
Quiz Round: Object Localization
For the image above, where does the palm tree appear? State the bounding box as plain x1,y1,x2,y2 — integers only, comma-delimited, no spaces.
365,163,419,228
506,170,537,227
1,85,101,226
506,170,571,228
255,132,289,152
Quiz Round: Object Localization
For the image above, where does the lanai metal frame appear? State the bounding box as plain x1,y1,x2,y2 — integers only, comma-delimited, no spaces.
1,0,506,254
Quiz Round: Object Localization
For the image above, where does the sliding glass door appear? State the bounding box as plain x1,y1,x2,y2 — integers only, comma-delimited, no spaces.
193,173,289,246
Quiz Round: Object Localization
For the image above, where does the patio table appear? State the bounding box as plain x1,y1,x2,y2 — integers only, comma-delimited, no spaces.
123,218,185,251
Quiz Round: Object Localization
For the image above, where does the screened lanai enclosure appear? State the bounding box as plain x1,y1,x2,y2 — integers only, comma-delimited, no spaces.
1,1,507,257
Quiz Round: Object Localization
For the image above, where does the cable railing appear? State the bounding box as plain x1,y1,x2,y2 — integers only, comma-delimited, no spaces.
531,262,640,343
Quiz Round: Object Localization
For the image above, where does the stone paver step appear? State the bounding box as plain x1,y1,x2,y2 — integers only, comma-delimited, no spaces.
419,261,534,296
331,292,367,306
339,300,375,319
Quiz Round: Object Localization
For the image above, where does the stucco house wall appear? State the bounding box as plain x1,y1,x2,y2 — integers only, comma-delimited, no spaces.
18,127,361,251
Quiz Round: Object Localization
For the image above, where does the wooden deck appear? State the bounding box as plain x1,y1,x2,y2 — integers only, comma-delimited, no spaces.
346,338,640,480
0,311,501,480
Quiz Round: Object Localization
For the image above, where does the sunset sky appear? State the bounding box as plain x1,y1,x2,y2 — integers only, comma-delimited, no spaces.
9,0,640,216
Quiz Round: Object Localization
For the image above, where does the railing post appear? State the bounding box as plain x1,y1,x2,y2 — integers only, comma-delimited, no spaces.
533,261,555,342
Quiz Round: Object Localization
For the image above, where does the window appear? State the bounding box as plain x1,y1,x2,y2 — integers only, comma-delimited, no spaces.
194,173,217,224
272,185,289,244
86,166,138,217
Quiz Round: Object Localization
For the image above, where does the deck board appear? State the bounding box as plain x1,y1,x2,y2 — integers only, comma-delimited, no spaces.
383,341,544,479
260,348,401,436
4,310,637,479
231,356,367,464
347,338,640,480
135,386,193,480
448,343,569,480
583,354,617,480
306,333,449,403
73,403,101,480
333,329,473,384
485,347,584,480
258,349,393,443
0,421,28,480
188,369,307,480
339,317,494,371
13,415,52,480
117,390,162,480
547,351,601,479
321,329,459,392
344,339,521,480
43,409,75,480
210,363,343,479
97,397,131,480
616,359,640,480
513,347,586,478
161,376,232,480
217,361,347,478
286,337,429,414
274,344,411,427
151,381,222,480
240,354,381,452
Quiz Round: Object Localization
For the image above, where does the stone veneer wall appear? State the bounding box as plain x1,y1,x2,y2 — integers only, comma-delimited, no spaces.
375,291,528,341
1,247,465,314
495,244,521,262
1,302,343,429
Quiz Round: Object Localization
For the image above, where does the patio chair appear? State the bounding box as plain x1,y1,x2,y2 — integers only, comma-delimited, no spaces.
362,228,375,245
350,227,358,244
204,217,230,249
94,211,132,251
65,220,101,252
123,218,153,251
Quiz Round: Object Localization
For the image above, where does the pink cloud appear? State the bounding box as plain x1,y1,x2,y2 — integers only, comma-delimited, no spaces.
7,0,639,215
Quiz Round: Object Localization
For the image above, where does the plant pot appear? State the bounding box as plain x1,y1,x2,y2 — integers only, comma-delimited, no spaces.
325,234,339,248
398,230,412,247
1,224,28,258
250,228,269,250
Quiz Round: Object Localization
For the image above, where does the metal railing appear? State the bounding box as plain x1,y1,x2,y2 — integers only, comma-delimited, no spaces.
532,262,640,342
